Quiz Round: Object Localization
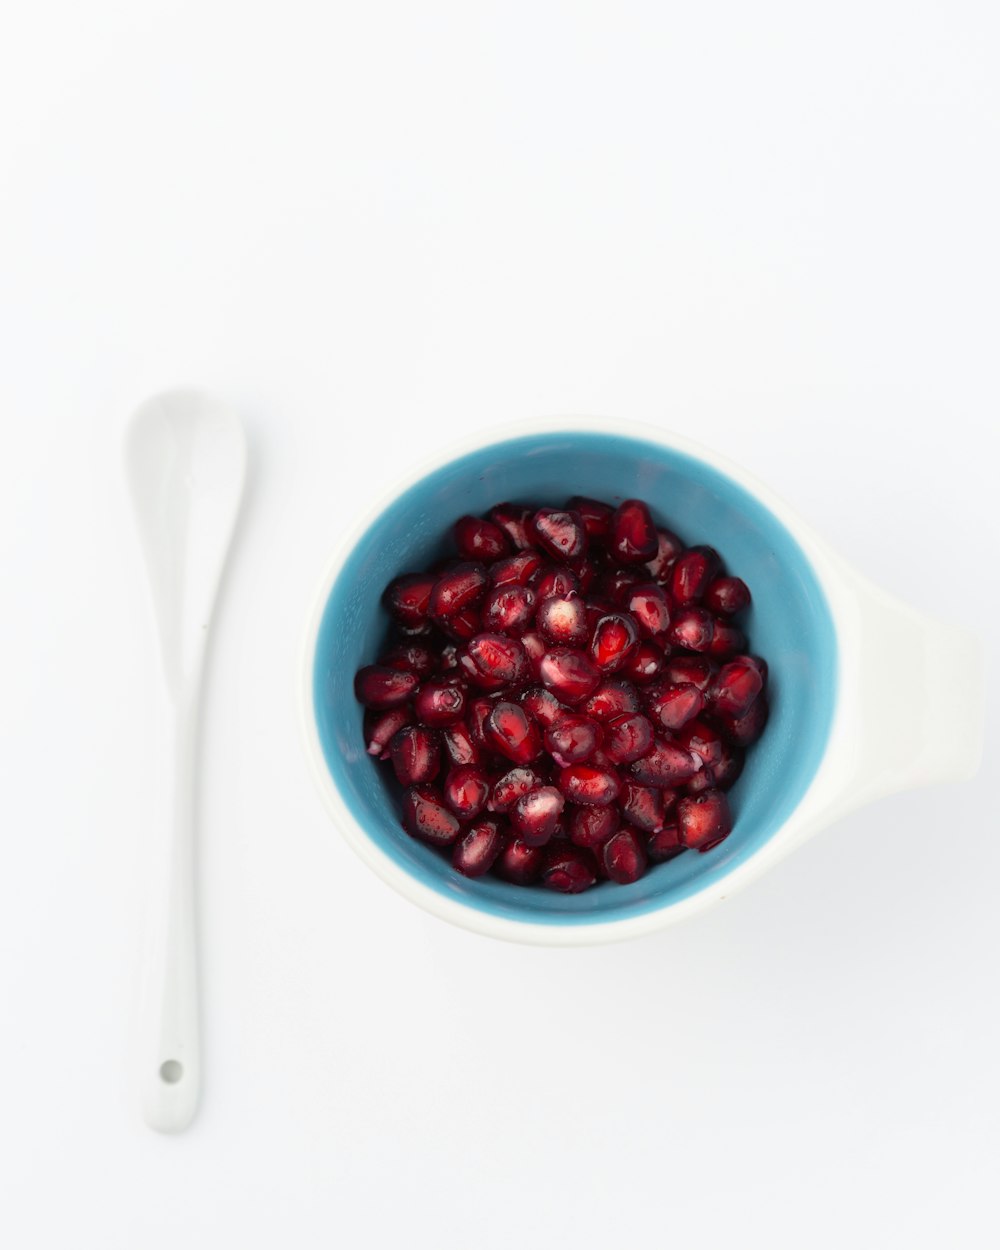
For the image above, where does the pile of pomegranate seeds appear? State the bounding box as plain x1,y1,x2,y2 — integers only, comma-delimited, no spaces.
353,498,769,893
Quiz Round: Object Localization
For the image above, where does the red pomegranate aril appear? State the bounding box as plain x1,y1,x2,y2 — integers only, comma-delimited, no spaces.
530,565,579,600
611,499,658,563
645,528,684,581
489,766,541,812
568,803,619,849
519,630,547,676
379,641,436,677
645,681,705,731
601,827,647,884
452,819,505,877
490,550,543,586
601,566,645,603
482,584,536,636
441,606,482,641
428,562,488,620
570,555,600,593
511,785,565,846
621,640,665,684
384,573,435,628
354,665,420,709
629,738,699,787
711,740,745,790
544,713,601,766
490,503,534,551
558,763,622,806
536,594,589,645
468,695,501,748
441,721,480,767
667,606,715,653
541,844,598,893
453,515,511,562
704,576,751,616
589,613,639,672
485,701,543,764
624,583,672,639
364,706,413,758
538,647,602,705
584,596,616,632
402,785,461,845
413,680,466,726
677,789,733,852
708,620,746,657
463,633,530,688
438,642,460,672
443,765,491,821
582,678,642,722
495,837,545,884
710,656,765,719
647,821,684,862
604,713,654,764
567,495,613,538
519,685,569,728
619,782,668,834
670,546,721,604
675,718,725,774
718,692,769,746
531,508,588,561
663,654,717,691
390,726,441,785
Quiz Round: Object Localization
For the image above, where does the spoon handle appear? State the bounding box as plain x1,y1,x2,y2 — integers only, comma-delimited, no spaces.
141,689,201,1132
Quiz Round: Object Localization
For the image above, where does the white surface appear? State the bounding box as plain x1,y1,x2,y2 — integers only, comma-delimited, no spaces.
1,2,998,1246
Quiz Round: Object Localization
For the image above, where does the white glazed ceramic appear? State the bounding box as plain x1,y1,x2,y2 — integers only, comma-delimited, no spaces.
301,418,983,946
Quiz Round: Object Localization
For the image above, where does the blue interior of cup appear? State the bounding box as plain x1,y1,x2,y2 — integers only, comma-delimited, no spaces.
312,430,836,927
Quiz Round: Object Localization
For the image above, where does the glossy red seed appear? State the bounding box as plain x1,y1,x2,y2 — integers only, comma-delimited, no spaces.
536,594,589,645
544,713,600,765
402,785,461,845
428,561,488,619
384,573,436,628
710,657,765,718
364,706,413,758
647,821,684,862
413,680,466,726
629,738,699,787
568,803,619,849
519,630,547,676
511,785,565,846
624,583,672,638
570,555,600,593
468,695,501,748
645,528,684,581
662,655,717,692
610,499,658,563
489,766,542,812
453,515,511,562
675,718,725,774
490,550,543,586
530,565,579,600
704,576,751,616
440,606,482,641
712,739,745,790
567,496,613,538
717,692,769,746
604,713,654,764
589,613,639,672
443,765,491,820
708,620,746,657
558,764,622,806
601,827,647,884
438,642,460,672
667,606,715,652
485,701,543,764
601,566,645,603
354,665,420,709
621,640,665,684
531,508,588,561
670,546,721,604
390,726,441,785
541,844,598,893
518,685,569,728
584,596,616,632
490,503,534,551
495,837,545,884
581,679,642,722
463,633,530,688
440,721,481,767
379,641,436,677
481,584,536,635
645,681,705,731
619,782,668,833
538,647,602,705
452,818,505,877
677,789,733,852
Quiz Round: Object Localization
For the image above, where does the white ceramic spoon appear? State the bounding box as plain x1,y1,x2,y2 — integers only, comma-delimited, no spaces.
124,390,246,1132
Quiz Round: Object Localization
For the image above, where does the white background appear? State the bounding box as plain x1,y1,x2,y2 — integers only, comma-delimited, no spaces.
2,2,998,1247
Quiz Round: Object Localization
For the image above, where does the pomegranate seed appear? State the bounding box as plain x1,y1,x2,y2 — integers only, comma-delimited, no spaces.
567,495,613,538
440,606,482,641
481,584,536,635
518,685,569,728
645,681,705,731
384,573,435,628
601,566,645,603
619,782,668,833
519,630,547,676
544,713,600,765
601,827,647,884
704,576,751,616
610,499,658,563
708,620,746,657
462,633,530,688
354,665,420,709
490,550,543,586
584,596,616,632
621,640,665,684
568,804,619,849
536,594,589,645
581,678,642,722
530,508,587,561
402,785,461,845
710,656,765,719
429,562,488,620
604,713,654,764
589,613,639,672
489,766,542,812
531,565,579,600
670,546,720,604
364,706,413,758
677,789,733,852
452,818,505,877
717,692,769,745
495,837,545,884
443,765,491,821
468,695,501,748
441,721,480,767
453,515,511,562
629,738,698,787
511,785,565,846
624,583,672,638
647,821,684,862
538,647,602,705
675,718,725,774
413,680,466,726
390,726,441,785
489,503,534,551
570,555,600,593
485,701,543,764
379,641,436,677
541,844,598,893
438,642,460,672
663,655,717,691
558,764,621,806
645,528,684,581
712,739,745,790
667,606,715,652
